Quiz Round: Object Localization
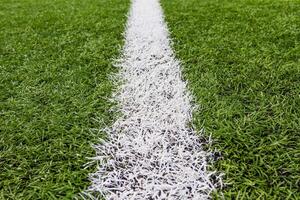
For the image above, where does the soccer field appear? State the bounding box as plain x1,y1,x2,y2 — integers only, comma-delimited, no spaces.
162,0,300,199
1,0,299,199
0,0,129,199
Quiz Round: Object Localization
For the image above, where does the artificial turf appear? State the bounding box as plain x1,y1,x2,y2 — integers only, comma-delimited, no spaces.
161,0,300,199
0,0,129,199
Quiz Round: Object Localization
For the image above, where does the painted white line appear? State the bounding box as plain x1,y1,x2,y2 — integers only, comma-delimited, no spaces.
87,0,221,199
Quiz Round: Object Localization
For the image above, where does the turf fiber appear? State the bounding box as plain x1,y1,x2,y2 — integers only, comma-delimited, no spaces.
161,0,300,199
0,0,129,199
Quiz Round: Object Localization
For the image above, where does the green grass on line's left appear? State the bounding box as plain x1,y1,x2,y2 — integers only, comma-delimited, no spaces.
0,0,129,199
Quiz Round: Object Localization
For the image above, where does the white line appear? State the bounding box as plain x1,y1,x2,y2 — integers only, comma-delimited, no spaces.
87,0,221,199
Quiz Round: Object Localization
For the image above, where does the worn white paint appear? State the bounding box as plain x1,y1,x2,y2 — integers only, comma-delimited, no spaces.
86,0,220,199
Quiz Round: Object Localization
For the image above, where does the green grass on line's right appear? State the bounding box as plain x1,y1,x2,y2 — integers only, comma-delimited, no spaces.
162,0,300,199
0,0,129,199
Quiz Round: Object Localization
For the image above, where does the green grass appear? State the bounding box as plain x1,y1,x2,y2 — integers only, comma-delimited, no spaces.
161,0,300,199
0,0,129,199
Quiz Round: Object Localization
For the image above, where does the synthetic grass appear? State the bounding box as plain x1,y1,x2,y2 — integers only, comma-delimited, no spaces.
0,0,129,199
161,0,300,199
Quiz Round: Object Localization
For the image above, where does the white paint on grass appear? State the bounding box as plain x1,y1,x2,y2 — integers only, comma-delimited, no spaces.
87,0,221,199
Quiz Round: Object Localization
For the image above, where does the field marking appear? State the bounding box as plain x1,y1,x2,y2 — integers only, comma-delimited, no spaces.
86,0,221,199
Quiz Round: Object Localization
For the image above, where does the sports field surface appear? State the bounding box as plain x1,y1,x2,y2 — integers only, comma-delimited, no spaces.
162,0,300,199
1,0,299,199
0,0,129,199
